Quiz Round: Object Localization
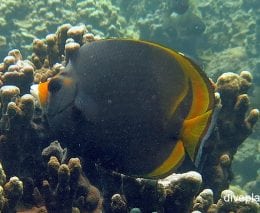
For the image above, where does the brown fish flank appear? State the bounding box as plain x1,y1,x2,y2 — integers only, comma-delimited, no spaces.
33,39,215,178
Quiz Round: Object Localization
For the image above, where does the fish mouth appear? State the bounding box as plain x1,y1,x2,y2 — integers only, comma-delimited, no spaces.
30,84,40,103
30,84,74,115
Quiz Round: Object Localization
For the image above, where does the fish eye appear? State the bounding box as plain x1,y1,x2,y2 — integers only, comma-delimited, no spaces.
48,78,62,93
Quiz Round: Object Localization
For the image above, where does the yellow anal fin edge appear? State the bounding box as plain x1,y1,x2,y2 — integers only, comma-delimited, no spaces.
181,109,213,162
147,139,185,178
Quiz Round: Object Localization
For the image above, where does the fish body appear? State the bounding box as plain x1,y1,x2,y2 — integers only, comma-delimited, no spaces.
32,39,215,178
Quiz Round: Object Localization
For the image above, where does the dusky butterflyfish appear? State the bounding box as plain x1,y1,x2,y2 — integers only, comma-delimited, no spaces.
31,39,215,178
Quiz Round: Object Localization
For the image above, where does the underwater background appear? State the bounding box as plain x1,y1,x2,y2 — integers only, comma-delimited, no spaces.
0,0,259,212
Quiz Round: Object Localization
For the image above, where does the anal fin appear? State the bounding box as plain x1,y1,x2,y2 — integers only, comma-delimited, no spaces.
147,139,185,178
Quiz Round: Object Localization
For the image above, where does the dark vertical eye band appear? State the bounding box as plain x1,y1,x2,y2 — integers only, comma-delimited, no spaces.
48,78,62,93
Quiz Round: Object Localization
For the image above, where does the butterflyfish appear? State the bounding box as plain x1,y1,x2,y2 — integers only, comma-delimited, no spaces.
31,39,215,178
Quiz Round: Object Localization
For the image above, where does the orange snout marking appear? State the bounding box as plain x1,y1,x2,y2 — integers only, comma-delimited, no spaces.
38,81,50,108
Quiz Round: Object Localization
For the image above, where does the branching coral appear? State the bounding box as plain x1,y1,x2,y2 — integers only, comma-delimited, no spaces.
0,164,24,212
98,168,202,212
0,86,44,177
200,71,259,199
0,49,34,94
16,142,102,213
0,0,130,59
31,23,99,84
38,156,102,213
0,54,46,177
192,188,259,213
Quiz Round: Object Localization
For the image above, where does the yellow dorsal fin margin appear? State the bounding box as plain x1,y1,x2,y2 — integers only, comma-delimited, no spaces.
167,50,214,162
119,39,213,118
181,109,213,161
169,51,212,118
147,139,185,178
